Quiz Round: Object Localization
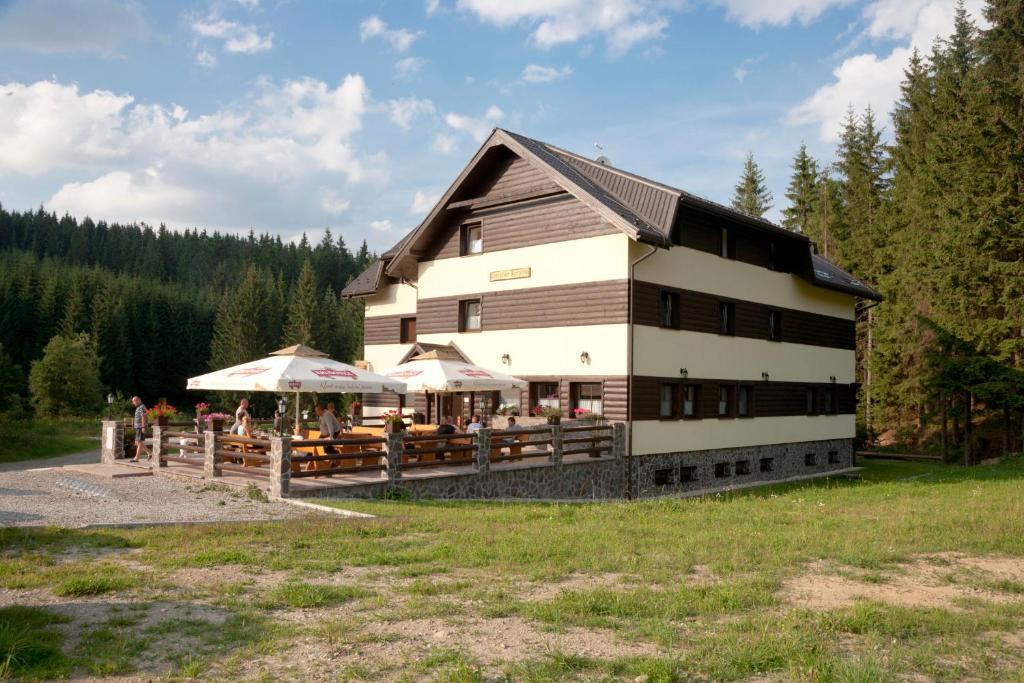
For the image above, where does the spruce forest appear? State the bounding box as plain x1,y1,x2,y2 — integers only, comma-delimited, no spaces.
0,2,1021,459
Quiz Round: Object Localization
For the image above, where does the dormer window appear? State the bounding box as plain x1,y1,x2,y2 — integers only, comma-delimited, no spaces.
460,223,482,256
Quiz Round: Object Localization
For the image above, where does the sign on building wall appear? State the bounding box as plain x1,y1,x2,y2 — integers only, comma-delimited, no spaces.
489,267,531,282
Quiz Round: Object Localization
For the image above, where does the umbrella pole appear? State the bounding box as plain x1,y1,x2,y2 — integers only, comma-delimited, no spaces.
294,391,300,434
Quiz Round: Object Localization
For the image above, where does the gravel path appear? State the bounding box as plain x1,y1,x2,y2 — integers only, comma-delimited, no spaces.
0,448,104,472
0,464,312,527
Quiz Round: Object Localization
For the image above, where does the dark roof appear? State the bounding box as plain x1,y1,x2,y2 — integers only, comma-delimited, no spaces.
340,259,385,298
810,253,883,301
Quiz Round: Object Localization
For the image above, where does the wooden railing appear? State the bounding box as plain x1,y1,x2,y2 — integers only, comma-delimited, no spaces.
127,420,626,499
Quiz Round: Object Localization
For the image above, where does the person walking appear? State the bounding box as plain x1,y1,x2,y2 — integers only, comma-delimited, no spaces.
130,396,151,462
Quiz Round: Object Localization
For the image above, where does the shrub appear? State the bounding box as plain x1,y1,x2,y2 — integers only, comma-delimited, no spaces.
28,334,103,417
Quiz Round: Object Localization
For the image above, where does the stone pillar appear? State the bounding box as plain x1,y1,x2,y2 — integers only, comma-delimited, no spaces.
204,429,222,478
101,420,124,464
612,422,626,460
549,424,563,467
150,426,165,472
385,432,403,485
269,437,291,499
475,428,491,474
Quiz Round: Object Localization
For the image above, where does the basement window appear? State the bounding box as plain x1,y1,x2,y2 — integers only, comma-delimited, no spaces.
760,457,774,473
654,468,673,487
680,466,698,483
714,462,731,478
828,450,840,464
735,460,751,475
804,452,817,467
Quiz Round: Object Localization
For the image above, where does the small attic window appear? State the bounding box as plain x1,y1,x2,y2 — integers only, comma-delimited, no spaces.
461,223,483,256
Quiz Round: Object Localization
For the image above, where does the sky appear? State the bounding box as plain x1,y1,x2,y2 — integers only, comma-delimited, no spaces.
0,0,986,253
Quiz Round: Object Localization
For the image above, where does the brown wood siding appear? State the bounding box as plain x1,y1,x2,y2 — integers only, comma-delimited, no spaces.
363,314,404,345
631,376,856,420
425,198,620,261
632,281,855,350
479,155,562,200
516,375,628,422
362,392,400,409
673,205,803,273
417,280,629,334
556,154,677,233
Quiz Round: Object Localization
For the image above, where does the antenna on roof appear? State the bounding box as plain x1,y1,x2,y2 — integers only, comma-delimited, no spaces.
593,142,611,166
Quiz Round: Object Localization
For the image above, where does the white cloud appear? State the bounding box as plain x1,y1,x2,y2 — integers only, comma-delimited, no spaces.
318,190,351,215
196,49,218,67
1,76,379,228
787,0,986,141
520,64,573,83
386,97,436,130
191,17,273,54
444,105,504,142
370,219,393,232
425,0,441,16
359,15,422,53
410,190,440,214
456,0,677,55
0,0,147,56
711,0,853,29
433,133,458,154
733,55,764,83
395,56,427,79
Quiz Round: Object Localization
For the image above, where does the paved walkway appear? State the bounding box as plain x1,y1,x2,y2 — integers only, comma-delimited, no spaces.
0,448,103,473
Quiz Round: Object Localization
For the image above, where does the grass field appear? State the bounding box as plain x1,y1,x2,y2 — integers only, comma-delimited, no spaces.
1,457,1023,680
0,417,98,463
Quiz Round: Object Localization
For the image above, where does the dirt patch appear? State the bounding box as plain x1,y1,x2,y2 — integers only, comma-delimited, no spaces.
780,554,1024,610
519,571,635,601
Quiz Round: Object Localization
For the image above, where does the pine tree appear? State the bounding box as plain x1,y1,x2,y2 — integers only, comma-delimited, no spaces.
781,144,819,233
731,153,773,218
283,260,318,348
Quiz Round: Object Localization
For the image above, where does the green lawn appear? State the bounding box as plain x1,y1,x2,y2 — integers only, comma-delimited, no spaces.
1,458,1023,680
0,417,99,463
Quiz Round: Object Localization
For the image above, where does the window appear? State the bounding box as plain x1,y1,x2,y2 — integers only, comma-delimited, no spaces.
719,226,734,259
654,468,673,486
659,290,679,328
823,387,835,414
806,388,817,415
768,242,777,271
714,462,731,478
400,317,417,343
805,452,817,467
768,310,782,342
760,457,774,473
683,384,700,419
718,385,734,418
572,382,603,415
719,302,735,335
659,384,676,419
828,450,840,464
738,386,752,417
680,466,698,482
735,460,751,475
460,222,483,255
459,299,481,332
530,382,560,411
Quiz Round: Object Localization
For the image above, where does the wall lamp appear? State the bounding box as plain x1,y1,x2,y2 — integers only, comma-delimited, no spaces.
761,371,770,382
501,353,511,365
680,367,688,379
580,351,590,365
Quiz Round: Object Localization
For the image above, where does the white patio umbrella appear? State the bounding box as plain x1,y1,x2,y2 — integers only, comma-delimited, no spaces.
186,344,405,430
379,355,526,393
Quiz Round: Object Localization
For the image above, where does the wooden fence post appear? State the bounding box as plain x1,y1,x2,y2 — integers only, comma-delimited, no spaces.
269,437,291,499
475,428,491,474
612,422,626,460
549,424,563,467
100,420,123,464
385,432,403,486
151,426,165,473
204,429,222,478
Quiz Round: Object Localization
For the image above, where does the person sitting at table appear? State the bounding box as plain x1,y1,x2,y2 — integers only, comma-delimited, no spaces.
500,416,524,444
436,416,457,435
234,415,253,437
466,414,484,433
315,402,342,455
232,398,250,433
326,401,339,417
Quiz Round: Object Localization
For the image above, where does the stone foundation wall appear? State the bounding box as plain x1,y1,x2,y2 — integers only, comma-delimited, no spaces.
628,438,854,499
292,457,624,501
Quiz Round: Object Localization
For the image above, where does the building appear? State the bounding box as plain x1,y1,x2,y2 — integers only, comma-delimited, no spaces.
342,129,881,496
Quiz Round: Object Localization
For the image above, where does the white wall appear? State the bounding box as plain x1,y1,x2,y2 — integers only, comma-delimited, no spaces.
632,242,856,319
632,414,855,454
364,282,417,318
417,233,630,299
633,327,855,384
